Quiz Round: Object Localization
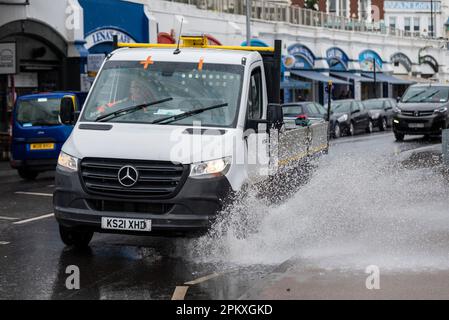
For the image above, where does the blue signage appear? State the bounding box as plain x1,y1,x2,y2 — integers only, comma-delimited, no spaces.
359,50,383,72
327,47,349,71
287,44,316,70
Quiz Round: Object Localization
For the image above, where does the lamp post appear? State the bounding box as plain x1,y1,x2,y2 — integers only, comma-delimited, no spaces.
246,0,252,46
430,0,434,38
373,58,378,98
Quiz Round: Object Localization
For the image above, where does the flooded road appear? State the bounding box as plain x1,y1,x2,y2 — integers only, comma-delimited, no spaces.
1,131,449,299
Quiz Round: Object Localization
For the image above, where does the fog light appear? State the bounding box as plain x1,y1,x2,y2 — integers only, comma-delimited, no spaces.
393,119,399,124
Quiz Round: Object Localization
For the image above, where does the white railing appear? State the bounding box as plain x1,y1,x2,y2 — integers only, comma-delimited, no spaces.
166,0,442,40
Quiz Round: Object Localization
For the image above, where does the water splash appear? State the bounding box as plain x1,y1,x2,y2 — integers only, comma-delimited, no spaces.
187,140,449,271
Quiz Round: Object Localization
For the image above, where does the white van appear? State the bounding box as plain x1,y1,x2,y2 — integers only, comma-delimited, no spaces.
54,36,328,247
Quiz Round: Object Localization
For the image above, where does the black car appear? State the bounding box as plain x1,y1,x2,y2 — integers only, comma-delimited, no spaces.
282,102,327,128
393,84,449,141
363,98,396,131
330,99,373,138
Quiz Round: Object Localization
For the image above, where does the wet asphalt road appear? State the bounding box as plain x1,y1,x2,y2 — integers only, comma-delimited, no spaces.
0,130,448,300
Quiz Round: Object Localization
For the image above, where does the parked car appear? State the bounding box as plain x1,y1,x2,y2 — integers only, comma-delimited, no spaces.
363,98,396,131
330,99,372,138
282,102,327,128
393,84,449,141
10,92,87,180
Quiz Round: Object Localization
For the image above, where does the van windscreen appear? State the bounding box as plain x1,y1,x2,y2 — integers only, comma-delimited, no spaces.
81,61,244,128
402,86,449,103
16,98,62,126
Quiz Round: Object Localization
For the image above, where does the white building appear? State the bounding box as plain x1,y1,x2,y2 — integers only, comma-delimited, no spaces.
384,0,447,38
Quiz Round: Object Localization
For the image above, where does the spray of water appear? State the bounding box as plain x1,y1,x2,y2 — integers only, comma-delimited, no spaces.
186,141,449,272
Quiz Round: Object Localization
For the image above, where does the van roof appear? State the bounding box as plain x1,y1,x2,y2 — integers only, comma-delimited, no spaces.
410,83,449,87
109,47,259,65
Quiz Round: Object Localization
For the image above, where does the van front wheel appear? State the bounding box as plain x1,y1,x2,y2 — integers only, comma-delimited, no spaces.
18,169,38,181
59,225,93,248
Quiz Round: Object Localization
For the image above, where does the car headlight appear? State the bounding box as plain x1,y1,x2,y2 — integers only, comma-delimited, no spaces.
190,157,231,178
57,151,78,172
337,114,348,122
434,107,448,113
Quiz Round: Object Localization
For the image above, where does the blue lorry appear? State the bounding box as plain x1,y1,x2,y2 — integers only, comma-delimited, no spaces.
10,92,87,180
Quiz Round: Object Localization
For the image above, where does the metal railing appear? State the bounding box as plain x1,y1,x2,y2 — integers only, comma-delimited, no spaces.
166,0,443,40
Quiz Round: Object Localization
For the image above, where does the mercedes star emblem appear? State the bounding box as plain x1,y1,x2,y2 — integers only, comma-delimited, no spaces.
118,165,139,187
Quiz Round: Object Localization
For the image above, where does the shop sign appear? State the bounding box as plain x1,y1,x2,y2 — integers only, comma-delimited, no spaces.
391,53,412,72
85,28,136,49
0,42,16,75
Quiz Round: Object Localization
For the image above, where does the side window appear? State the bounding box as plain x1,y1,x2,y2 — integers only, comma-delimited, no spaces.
247,67,263,120
358,102,365,110
307,103,319,115
315,103,327,115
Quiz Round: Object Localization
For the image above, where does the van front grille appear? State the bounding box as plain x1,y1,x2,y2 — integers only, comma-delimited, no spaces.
80,158,189,198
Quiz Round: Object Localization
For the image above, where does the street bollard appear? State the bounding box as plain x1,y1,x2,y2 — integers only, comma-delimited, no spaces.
442,129,449,167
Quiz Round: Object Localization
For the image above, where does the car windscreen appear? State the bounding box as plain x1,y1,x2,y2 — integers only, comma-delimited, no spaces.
401,86,449,103
81,61,244,128
332,101,351,113
283,105,304,117
363,100,384,110
16,97,62,126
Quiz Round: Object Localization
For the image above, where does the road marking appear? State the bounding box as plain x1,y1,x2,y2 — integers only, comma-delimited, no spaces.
0,241,10,245
185,272,221,285
13,213,54,225
15,191,53,197
171,286,189,300
171,272,225,300
0,216,18,221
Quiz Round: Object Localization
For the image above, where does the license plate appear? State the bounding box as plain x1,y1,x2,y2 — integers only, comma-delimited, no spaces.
101,217,152,232
30,143,55,150
408,123,425,128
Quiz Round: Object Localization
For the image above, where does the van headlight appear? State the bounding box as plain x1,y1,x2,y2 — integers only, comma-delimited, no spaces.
434,107,448,114
57,151,78,172
393,107,402,114
190,157,231,178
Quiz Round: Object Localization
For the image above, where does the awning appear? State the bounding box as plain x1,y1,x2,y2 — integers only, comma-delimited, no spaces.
362,72,414,84
394,74,425,83
330,71,374,82
281,78,311,89
291,70,350,84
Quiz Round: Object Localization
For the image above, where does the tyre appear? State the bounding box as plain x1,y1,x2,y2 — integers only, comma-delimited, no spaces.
379,118,387,131
18,169,38,181
394,131,405,142
349,122,355,136
59,225,93,248
366,120,373,134
333,123,341,139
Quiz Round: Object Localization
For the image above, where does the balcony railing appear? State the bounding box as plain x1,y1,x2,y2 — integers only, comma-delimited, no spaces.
165,0,442,40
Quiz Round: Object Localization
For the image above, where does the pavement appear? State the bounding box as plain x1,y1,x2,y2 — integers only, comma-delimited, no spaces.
1,130,449,300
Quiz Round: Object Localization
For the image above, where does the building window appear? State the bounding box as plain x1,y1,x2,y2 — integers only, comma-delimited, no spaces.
359,0,370,20
404,17,411,32
414,17,420,34
329,0,337,14
389,16,396,29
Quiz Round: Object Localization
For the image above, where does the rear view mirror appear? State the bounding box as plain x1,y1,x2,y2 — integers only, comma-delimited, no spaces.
267,103,284,130
60,96,75,125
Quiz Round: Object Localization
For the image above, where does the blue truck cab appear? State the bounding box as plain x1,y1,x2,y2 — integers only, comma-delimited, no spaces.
10,92,87,180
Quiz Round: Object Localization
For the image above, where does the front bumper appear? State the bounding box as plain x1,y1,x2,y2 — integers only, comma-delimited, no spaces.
10,158,57,172
54,167,233,235
393,113,447,135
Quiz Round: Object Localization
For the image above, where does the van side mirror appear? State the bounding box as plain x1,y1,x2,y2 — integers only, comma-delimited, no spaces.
60,96,75,125
396,96,401,103
267,103,284,130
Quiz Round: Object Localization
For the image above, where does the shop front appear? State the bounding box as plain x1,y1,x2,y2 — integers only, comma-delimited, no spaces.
283,43,349,105
327,47,373,101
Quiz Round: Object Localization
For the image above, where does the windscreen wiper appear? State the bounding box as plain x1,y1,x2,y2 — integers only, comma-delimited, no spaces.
95,97,173,122
403,90,426,103
152,102,228,125
419,90,439,102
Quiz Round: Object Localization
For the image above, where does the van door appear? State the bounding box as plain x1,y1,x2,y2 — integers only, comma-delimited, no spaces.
245,64,270,180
